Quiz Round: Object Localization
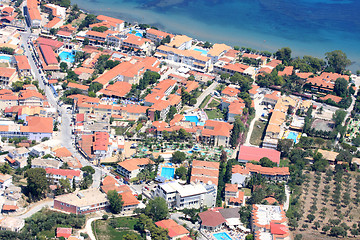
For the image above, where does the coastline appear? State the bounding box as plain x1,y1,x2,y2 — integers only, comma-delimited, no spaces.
72,0,360,72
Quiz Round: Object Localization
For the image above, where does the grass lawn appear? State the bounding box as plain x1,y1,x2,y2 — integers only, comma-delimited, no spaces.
199,95,211,109
249,120,267,146
279,158,290,167
93,217,142,240
205,109,224,120
0,62,9,68
208,99,220,108
242,188,251,196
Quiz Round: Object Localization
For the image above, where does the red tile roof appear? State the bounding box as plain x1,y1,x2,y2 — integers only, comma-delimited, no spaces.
198,210,226,227
14,55,31,70
54,147,72,158
202,120,233,138
278,66,293,76
238,146,280,165
56,227,72,239
96,15,124,24
222,86,240,97
320,94,342,103
155,219,189,238
39,44,58,65
36,37,64,49
98,81,132,98
21,116,53,133
0,67,16,78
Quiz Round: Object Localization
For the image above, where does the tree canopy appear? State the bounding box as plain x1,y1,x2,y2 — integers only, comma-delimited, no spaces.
107,190,124,214
171,151,186,164
25,168,48,201
325,50,351,73
145,197,168,222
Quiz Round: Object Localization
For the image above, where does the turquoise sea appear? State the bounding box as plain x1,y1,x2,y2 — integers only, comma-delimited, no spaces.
72,0,360,71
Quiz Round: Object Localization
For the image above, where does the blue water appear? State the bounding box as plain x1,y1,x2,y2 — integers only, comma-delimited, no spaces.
194,48,208,55
129,28,143,37
59,51,75,63
0,55,11,61
287,131,299,143
72,0,360,71
213,232,232,240
161,167,174,179
185,115,199,124
165,162,173,166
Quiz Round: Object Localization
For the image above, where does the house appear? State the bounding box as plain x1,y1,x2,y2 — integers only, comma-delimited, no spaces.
190,160,220,186
155,219,189,240
14,55,32,77
0,217,25,232
207,43,231,64
31,158,62,169
154,181,217,209
120,104,149,121
262,91,280,107
278,66,293,76
222,86,240,97
45,168,82,184
231,165,251,187
67,82,89,94
54,188,108,214
0,67,17,85
198,209,226,231
0,173,12,190
167,35,192,50
25,0,42,28
156,45,211,72
214,62,251,76
78,132,111,160
249,85,260,99
317,149,339,164
18,90,45,106
0,89,18,110
98,81,132,99
122,34,151,52
100,176,139,212
251,204,290,240
199,120,233,147
238,146,280,166
96,15,124,31
6,147,30,169
56,227,72,239
227,99,245,123
218,207,243,228
116,158,154,180
146,28,174,43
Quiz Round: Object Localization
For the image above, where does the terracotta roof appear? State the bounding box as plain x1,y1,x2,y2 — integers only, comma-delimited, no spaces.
246,163,289,176
96,15,124,24
266,59,282,68
36,37,63,49
225,183,238,192
278,66,293,76
14,55,31,70
168,35,192,48
44,17,61,29
155,219,189,238
320,94,342,103
264,197,278,205
2,204,18,211
201,120,233,138
120,191,140,207
21,116,53,133
222,63,249,73
249,85,260,95
0,67,16,78
192,160,219,169
208,43,231,57
229,191,244,204
238,146,280,165
117,158,154,172
54,147,72,158
56,227,72,238
67,82,89,91
296,72,313,79
222,86,240,97
39,44,58,65
147,28,174,39
98,81,132,98
198,210,226,227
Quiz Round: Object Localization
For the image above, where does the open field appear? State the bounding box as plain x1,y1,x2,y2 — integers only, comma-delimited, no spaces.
249,120,266,146
93,217,142,240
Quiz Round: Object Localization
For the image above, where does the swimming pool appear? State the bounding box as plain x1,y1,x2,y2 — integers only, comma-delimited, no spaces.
129,28,143,37
213,232,232,240
194,48,208,55
161,167,175,180
0,55,11,61
59,51,75,63
185,115,200,124
287,131,299,143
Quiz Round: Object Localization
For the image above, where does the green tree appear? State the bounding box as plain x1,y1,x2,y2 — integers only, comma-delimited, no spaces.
334,78,348,97
277,139,293,157
0,163,11,174
335,150,352,164
123,233,139,240
259,157,276,168
107,190,124,214
175,166,187,180
25,168,48,201
325,50,351,73
322,225,330,233
171,151,186,164
333,110,346,126
83,38,90,46
307,214,315,223
245,234,254,240
145,197,168,222
166,106,177,121
230,117,245,147
89,82,103,93
275,47,292,65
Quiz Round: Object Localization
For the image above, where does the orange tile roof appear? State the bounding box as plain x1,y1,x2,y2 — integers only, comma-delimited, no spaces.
44,17,61,29
155,219,189,238
222,86,240,97
208,43,231,57
168,35,192,48
2,204,18,211
14,55,31,70
18,90,45,100
229,100,245,115
98,81,132,98
147,28,174,39
21,116,53,133
117,158,154,171
296,72,313,79
278,66,293,76
222,62,250,73
120,191,140,206
54,147,72,158
249,85,260,95
202,120,233,138
229,191,244,204
74,67,94,75
320,94,342,103
245,163,289,176
96,15,124,24
225,183,238,192
67,82,89,91
266,59,282,68
0,67,16,78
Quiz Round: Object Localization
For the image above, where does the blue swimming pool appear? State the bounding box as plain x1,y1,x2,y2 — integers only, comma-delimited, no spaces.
287,131,299,143
161,167,174,180
185,115,200,124
0,55,11,61
59,51,75,63
213,232,232,240
194,48,208,55
129,28,143,37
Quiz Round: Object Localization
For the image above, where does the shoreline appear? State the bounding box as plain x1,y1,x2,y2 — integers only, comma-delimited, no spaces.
72,0,360,72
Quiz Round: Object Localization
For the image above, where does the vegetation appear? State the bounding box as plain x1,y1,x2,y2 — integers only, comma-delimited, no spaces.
25,168,48,202
107,190,124,214
144,197,168,222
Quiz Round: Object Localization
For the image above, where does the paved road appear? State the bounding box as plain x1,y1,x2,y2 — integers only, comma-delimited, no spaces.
19,29,103,188
194,81,219,109
12,199,53,220
244,94,265,146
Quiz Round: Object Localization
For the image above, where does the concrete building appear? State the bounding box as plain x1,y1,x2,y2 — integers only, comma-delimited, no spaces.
116,158,154,180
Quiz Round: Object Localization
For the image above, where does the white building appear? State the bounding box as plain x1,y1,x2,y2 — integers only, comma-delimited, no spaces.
0,173,12,190
0,217,25,232
116,158,154,180
154,181,217,210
